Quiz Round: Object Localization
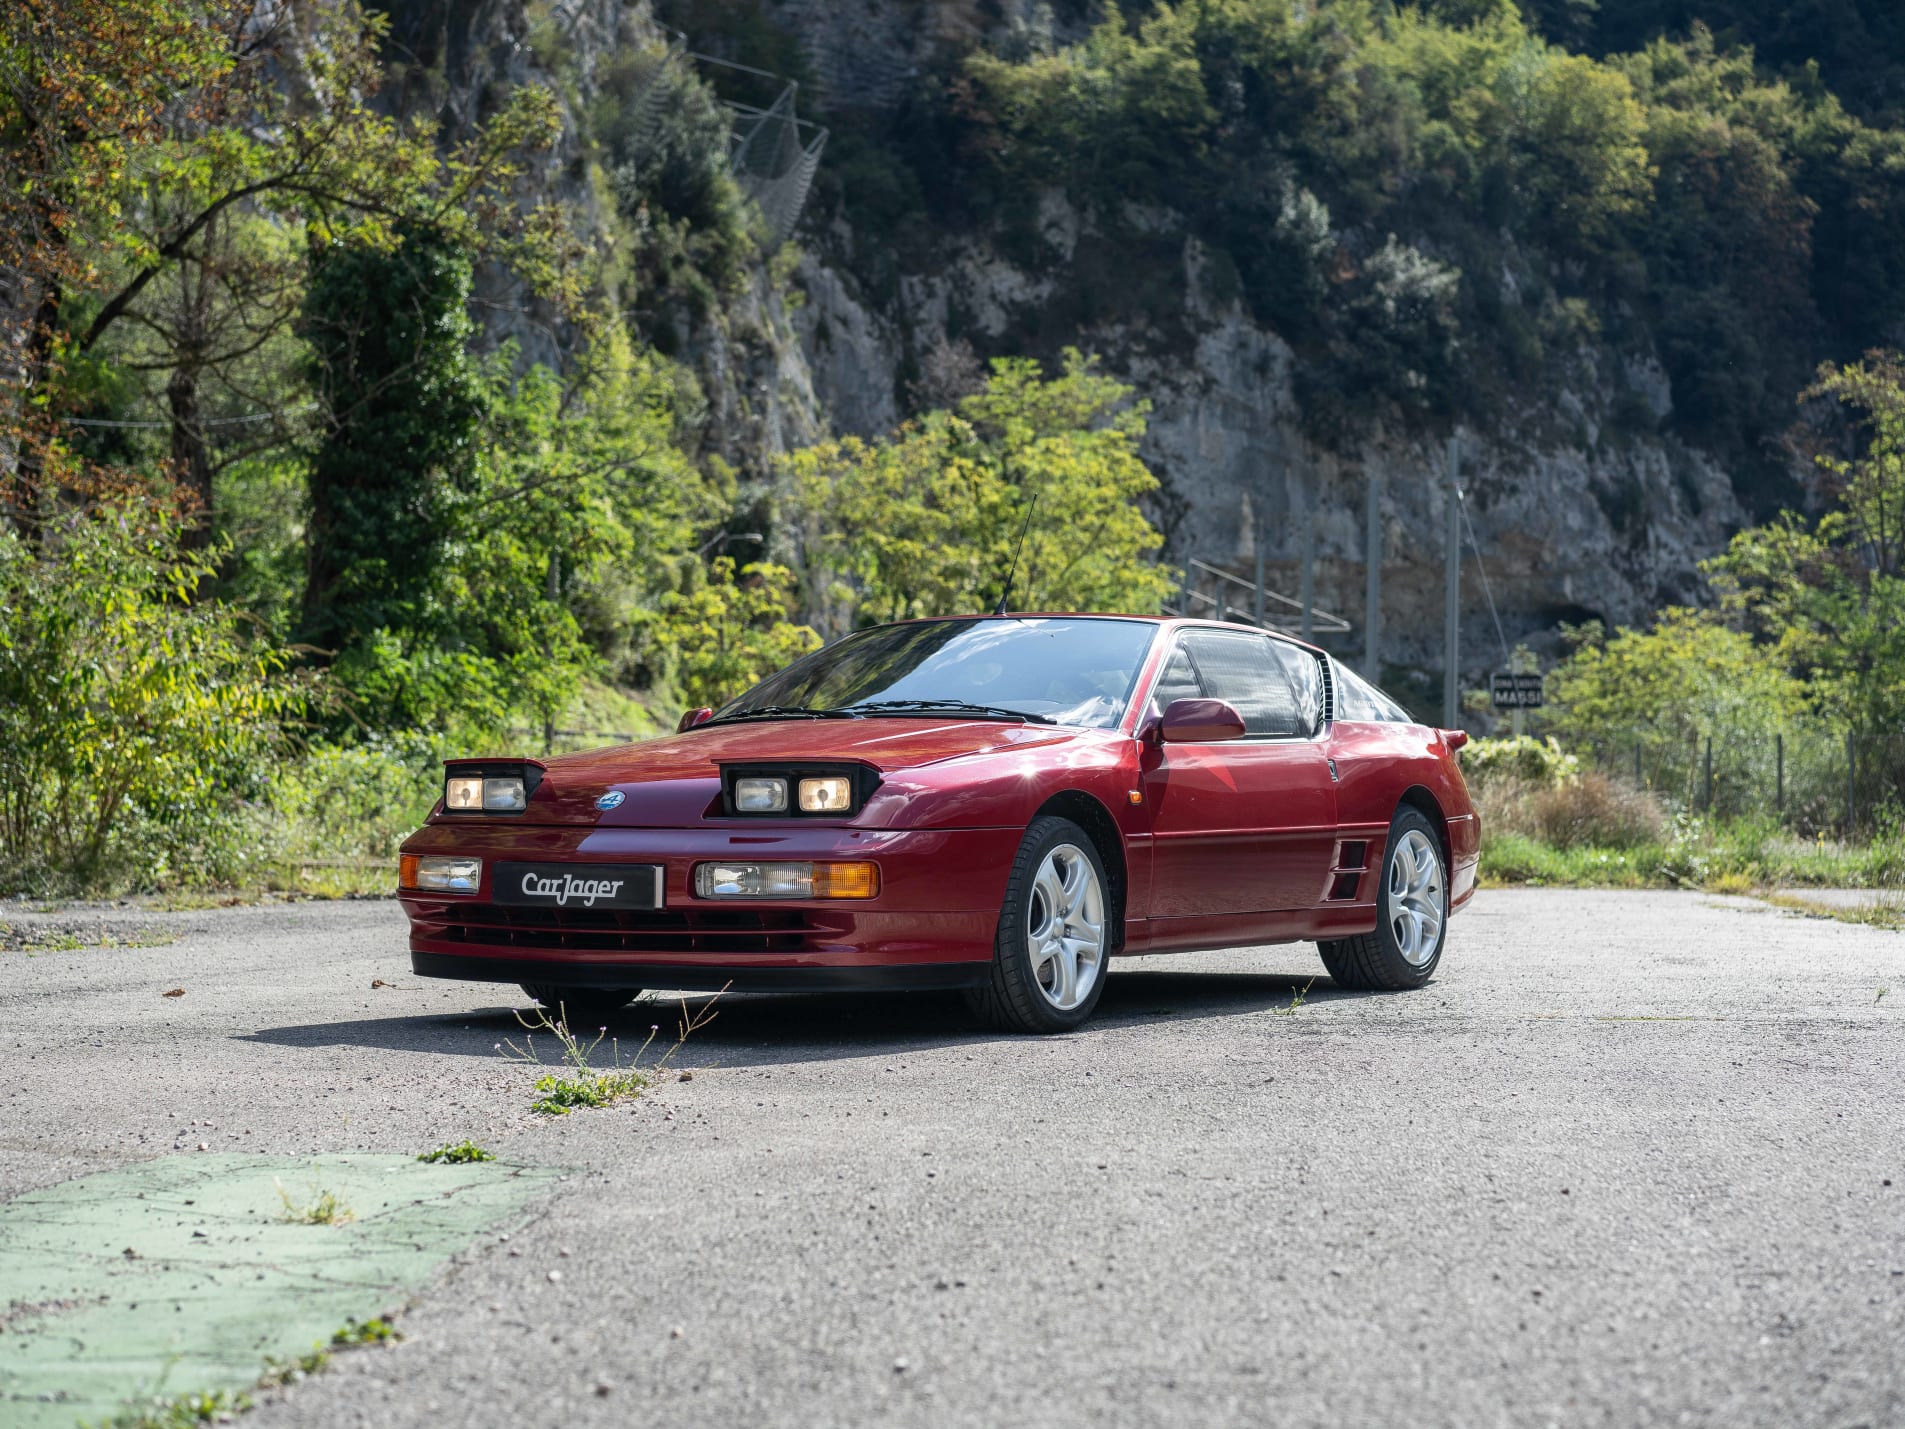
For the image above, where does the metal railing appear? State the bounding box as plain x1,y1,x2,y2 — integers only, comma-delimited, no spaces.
1164,557,1352,639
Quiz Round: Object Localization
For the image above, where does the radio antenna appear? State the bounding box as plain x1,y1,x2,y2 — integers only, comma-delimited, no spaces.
994,491,1039,616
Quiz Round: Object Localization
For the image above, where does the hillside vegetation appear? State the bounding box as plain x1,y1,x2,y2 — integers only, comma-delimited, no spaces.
793,0,1905,505
2,0,1902,894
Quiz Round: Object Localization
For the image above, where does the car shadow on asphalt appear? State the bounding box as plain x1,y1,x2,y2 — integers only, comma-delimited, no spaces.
240,969,1367,1068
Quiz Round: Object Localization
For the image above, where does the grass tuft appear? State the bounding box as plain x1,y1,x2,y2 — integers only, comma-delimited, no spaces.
274,1180,353,1226
501,989,723,1116
417,1140,496,1164
92,1388,252,1428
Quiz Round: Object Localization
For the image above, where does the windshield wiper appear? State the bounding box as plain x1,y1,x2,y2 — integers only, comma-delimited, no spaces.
843,699,1057,725
699,705,863,727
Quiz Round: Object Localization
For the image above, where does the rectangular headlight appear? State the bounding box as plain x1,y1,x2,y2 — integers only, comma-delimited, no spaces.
733,776,788,813
402,854,481,894
482,776,525,811
693,861,879,900
798,776,853,812
445,776,483,812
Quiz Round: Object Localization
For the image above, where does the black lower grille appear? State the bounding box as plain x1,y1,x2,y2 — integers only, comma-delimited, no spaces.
440,905,820,955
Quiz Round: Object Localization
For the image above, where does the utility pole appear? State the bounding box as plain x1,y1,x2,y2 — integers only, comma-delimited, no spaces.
1298,478,1314,644
1364,466,1381,680
1443,436,1461,730
1253,535,1266,628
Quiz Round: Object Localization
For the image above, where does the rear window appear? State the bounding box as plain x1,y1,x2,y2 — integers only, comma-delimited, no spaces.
1332,662,1416,725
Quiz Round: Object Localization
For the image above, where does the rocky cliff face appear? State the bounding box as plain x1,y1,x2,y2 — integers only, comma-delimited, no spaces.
793,188,1743,675
398,0,1751,686
374,0,824,482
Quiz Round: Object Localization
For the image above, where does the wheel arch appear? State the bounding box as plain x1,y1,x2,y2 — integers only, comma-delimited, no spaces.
1397,784,1450,865
1034,790,1127,953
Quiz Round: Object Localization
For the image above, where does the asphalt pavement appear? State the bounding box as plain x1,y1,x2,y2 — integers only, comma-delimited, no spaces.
2,890,1901,1428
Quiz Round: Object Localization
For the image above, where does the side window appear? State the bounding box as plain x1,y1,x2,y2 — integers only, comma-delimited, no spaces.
1265,639,1324,734
1149,644,1204,715
1179,632,1313,738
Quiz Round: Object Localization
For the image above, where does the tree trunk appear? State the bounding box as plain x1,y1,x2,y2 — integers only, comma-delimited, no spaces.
168,359,214,551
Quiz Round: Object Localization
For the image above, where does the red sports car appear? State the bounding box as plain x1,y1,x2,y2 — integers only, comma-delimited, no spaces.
399,615,1479,1033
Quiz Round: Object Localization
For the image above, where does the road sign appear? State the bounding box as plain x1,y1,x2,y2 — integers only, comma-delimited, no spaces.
1490,672,1544,710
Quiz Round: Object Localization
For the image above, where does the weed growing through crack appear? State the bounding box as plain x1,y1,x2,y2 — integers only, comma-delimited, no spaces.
95,1387,252,1428
274,1179,353,1226
1272,978,1315,1016
501,989,724,1116
259,1318,399,1389
417,1140,495,1164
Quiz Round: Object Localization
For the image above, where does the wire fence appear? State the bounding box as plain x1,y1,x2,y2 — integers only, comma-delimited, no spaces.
1582,727,1905,835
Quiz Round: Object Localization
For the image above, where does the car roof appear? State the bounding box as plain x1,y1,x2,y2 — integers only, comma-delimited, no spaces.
863,612,1328,657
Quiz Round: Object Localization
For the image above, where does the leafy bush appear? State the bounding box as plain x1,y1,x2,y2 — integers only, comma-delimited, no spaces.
1462,735,1580,788
270,737,447,867
0,506,307,893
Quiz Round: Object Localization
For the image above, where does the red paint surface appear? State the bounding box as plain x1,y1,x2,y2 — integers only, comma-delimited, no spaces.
401,617,1481,982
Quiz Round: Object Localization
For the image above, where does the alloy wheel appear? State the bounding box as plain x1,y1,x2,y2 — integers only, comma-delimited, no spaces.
1026,843,1106,1011
1386,827,1444,967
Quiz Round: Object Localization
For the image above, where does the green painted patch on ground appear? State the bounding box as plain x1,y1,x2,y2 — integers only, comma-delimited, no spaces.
0,1153,560,1428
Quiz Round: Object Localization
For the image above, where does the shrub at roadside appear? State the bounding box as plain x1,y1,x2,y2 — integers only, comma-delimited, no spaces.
0,507,309,894
1461,736,1580,790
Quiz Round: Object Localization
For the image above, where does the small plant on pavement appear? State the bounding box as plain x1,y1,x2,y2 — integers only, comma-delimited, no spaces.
501,989,724,1116
1272,978,1315,1016
274,1180,353,1226
260,1318,400,1389
95,1387,253,1428
418,1140,495,1164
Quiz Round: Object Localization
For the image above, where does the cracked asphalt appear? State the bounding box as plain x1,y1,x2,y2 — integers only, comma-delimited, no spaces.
2,889,1901,1428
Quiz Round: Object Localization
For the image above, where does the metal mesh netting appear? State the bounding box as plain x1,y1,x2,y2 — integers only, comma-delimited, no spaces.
631,40,826,245
725,81,827,243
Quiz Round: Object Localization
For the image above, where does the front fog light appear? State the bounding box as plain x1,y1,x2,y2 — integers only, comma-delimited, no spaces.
733,776,788,812
798,776,853,812
694,861,879,900
402,854,481,894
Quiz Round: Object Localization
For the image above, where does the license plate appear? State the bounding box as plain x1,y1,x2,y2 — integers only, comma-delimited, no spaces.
493,863,663,910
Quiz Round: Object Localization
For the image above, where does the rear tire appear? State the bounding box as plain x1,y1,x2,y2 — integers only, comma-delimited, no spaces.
1318,806,1447,991
966,816,1111,1034
519,983,639,1028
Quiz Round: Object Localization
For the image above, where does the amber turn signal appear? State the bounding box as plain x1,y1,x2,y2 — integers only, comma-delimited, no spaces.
810,861,880,899
398,853,419,889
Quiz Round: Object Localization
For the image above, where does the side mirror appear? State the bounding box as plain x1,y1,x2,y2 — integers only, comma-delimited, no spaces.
677,706,714,733
1159,697,1248,743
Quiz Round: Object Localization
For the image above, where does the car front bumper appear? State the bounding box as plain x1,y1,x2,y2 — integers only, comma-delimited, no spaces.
398,822,1014,990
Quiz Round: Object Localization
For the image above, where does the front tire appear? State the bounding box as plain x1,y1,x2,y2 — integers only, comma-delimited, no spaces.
519,983,639,1028
967,816,1111,1034
1318,806,1447,991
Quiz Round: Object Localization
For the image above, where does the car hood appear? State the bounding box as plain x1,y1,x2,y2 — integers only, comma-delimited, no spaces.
459,718,1088,826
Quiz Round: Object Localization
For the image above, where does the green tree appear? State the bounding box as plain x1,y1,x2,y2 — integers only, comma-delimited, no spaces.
791,352,1174,629
649,557,820,710
1541,609,1809,809
1707,351,1905,746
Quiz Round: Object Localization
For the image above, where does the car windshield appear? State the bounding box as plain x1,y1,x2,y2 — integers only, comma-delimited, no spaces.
714,618,1160,730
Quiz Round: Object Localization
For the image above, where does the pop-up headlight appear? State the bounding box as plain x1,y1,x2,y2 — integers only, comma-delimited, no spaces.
441,763,541,815
720,764,877,818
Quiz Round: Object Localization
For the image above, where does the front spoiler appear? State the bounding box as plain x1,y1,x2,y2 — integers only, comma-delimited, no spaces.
410,950,993,993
